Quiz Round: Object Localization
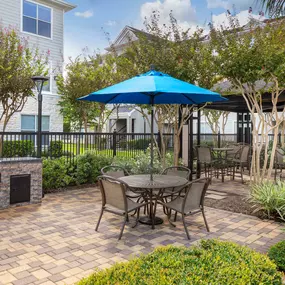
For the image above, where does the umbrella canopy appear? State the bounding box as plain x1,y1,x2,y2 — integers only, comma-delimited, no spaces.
78,70,227,104
79,69,227,181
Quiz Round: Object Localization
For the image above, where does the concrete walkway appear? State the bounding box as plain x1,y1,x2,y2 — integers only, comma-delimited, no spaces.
0,187,284,285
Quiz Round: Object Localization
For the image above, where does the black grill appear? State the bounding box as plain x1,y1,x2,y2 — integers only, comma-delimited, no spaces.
10,174,31,204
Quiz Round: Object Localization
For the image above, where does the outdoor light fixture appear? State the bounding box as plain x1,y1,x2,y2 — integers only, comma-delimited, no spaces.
31,76,49,159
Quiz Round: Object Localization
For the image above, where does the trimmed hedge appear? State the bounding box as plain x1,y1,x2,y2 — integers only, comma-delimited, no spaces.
119,138,151,150
3,140,34,157
78,239,282,285
268,240,285,272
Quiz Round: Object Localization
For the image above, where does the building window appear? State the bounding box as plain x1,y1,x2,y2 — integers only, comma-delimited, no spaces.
21,115,50,145
23,0,52,38
21,115,50,131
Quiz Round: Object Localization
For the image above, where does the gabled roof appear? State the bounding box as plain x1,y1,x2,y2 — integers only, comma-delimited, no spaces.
105,25,156,51
46,0,76,12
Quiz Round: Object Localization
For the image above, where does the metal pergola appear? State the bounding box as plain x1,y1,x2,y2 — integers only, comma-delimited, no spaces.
185,91,285,180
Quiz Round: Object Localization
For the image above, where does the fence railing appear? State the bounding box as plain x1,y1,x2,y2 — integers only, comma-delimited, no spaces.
2,131,283,164
0,131,174,164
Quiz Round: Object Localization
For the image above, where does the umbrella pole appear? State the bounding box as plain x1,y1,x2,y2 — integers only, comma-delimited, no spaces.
150,99,154,181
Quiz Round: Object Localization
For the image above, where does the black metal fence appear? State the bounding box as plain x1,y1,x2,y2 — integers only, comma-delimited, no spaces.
0,131,174,163
2,131,282,165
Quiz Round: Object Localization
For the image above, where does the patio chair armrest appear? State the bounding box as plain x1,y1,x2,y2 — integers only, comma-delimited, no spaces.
156,184,188,199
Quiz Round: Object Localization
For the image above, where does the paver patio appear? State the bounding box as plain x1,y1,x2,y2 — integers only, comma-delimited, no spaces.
0,186,284,285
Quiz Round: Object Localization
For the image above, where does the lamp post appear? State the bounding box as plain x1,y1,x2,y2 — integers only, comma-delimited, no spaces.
31,76,49,158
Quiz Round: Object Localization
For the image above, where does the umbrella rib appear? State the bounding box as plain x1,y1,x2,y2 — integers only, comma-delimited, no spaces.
105,94,120,104
181,93,198,105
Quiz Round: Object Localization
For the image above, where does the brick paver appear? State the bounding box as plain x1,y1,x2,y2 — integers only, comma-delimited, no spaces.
0,187,284,285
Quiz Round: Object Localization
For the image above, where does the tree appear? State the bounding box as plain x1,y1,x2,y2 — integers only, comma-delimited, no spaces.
211,16,285,182
203,109,230,146
260,0,285,16
57,55,115,132
119,11,218,165
0,26,47,132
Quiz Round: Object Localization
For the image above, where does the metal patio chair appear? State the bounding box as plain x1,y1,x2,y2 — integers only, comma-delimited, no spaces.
101,165,140,199
101,165,129,179
226,144,242,160
157,177,211,240
96,176,149,240
197,146,216,178
158,166,191,215
162,166,191,180
232,145,250,183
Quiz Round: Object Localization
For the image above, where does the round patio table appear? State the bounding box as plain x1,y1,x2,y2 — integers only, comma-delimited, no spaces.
119,174,188,229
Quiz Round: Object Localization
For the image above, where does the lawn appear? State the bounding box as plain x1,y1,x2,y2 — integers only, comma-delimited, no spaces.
63,143,144,157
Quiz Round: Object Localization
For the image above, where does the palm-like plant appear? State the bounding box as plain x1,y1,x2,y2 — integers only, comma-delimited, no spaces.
260,0,285,16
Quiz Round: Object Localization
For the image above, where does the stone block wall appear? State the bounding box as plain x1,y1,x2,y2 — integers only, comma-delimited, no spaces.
0,158,42,209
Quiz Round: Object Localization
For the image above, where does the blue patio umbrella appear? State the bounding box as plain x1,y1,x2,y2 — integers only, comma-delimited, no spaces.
79,69,227,180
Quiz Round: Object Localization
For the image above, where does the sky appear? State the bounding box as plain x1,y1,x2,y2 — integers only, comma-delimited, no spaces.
64,0,265,61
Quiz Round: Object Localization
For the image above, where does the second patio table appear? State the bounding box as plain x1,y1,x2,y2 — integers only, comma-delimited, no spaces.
119,174,188,229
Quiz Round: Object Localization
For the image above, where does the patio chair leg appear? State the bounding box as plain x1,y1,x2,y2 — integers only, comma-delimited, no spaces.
167,208,176,227
201,208,210,232
132,208,140,228
174,211,178,222
95,208,104,232
182,214,190,240
118,215,128,240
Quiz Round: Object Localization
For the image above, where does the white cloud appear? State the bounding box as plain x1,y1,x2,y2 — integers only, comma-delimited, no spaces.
105,20,117,27
212,10,266,29
207,0,256,11
140,0,197,31
74,10,93,19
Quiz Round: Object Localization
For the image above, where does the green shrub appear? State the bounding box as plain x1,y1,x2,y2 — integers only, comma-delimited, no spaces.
249,181,285,221
42,158,75,191
76,151,112,184
128,138,151,150
3,140,34,157
119,139,151,150
268,240,285,272
78,239,282,285
112,148,180,175
49,141,63,157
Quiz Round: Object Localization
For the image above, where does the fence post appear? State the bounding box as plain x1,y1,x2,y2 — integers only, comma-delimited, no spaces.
278,132,281,146
113,129,117,157
157,131,162,153
218,132,221,148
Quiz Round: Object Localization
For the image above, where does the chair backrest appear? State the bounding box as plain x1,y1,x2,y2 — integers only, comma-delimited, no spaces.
183,178,210,213
162,166,191,180
101,165,128,179
275,148,284,164
240,145,250,163
227,145,242,157
197,147,212,164
98,176,128,211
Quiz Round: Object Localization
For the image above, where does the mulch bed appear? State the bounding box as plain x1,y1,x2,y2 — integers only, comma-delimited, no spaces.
204,191,267,219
